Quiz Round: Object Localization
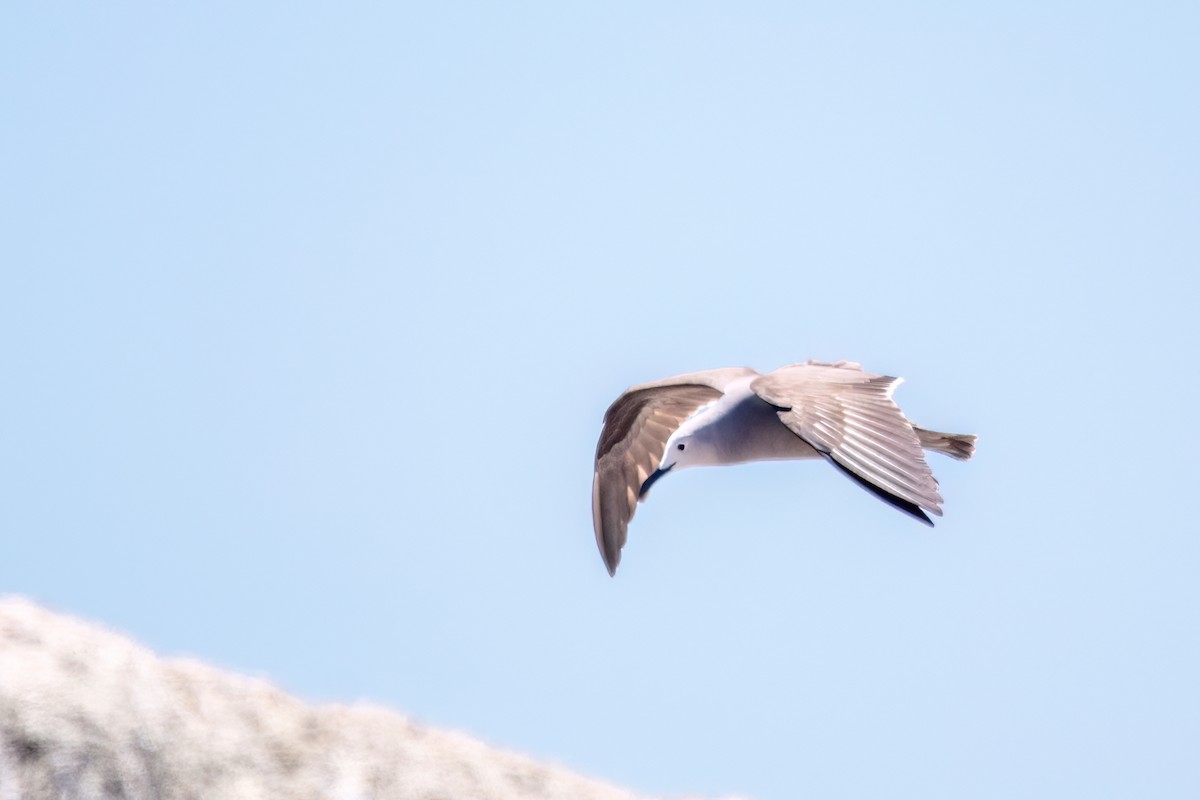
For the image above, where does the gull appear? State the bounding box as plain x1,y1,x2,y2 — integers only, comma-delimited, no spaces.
592,360,976,575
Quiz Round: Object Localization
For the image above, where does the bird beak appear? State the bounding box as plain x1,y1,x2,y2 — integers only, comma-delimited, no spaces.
638,463,673,500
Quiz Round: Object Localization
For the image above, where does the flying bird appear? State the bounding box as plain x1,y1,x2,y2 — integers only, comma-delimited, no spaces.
592,360,976,575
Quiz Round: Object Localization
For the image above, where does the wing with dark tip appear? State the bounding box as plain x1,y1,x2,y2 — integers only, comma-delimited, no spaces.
750,360,945,519
592,368,756,575
823,455,933,525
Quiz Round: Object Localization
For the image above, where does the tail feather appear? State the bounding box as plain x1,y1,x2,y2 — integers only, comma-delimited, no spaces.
914,426,977,461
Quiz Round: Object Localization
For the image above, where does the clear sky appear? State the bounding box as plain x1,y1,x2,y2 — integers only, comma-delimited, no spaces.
3,3,1198,798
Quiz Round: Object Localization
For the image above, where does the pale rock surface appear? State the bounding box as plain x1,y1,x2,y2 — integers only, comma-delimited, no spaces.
0,598,733,800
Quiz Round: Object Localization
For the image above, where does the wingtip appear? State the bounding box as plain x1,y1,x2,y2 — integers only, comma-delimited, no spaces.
602,540,621,577
824,454,940,527
598,545,619,577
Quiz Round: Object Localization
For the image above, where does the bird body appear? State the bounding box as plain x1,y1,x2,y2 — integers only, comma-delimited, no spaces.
662,375,822,467
592,360,976,575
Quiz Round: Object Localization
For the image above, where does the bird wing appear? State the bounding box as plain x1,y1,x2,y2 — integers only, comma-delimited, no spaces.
592,368,757,575
750,360,944,522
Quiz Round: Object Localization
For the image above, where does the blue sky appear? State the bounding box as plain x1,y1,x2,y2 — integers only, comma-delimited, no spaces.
2,3,1198,798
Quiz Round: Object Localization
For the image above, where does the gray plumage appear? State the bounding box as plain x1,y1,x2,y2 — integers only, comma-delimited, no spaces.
592,360,976,576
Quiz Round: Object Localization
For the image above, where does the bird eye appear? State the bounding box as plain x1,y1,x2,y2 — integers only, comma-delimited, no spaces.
677,443,686,451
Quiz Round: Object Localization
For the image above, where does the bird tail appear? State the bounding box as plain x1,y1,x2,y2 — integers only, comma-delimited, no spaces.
914,426,977,461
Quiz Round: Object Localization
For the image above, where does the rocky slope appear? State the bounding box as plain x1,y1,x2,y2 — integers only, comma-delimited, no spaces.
0,597,723,800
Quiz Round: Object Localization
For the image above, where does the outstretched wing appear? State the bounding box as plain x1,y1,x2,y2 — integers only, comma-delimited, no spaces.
751,361,943,522
592,368,756,575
